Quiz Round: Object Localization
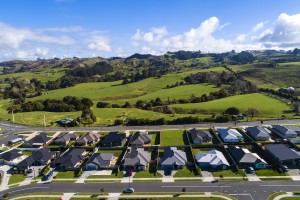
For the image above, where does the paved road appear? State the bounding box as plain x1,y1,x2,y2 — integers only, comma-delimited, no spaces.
1,181,300,200
1,119,300,133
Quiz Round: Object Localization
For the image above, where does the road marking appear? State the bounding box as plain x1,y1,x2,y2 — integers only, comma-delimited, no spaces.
229,194,254,200
9,187,49,194
162,186,231,188
260,185,300,187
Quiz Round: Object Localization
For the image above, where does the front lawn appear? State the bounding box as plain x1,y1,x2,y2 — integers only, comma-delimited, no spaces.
8,174,27,185
55,171,75,178
161,130,186,146
97,150,123,157
212,170,242,177
88,172,123,178
134,170,162,178
22,150,33,156
174,166,196,177
255,169,287,176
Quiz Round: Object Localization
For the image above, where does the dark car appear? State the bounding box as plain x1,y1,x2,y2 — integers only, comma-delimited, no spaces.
42,171,53,181
164,169,172,176
123,188,134,193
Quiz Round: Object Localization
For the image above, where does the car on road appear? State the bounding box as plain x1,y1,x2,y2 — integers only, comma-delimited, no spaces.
123,188,134,193
282,165,289,172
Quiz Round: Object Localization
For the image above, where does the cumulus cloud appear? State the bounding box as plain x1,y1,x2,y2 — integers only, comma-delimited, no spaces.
236,34,246,42
252,21,267,32
132,26,168,45
259,13,300,48
87,35,112,52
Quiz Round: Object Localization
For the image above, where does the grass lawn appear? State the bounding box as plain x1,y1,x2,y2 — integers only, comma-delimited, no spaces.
255,169,288,176
268,192,287,200
45,132,57,136
161,130,186,146
173,166,196,177
97,150,123,157
212,170,242,178
8,174,27,185
88,172,123,178
55,171,75,178
150,132,159,145
22,150,33,156
133,170,163,178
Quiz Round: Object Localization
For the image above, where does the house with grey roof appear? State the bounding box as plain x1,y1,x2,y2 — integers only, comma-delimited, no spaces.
271,125,299,139
245,127,271,141
227,146,267,169
122,147,151,171
130,131,152,146
53,133,79,146
196,149,229,170
22,132,53,148
190,128,213,144
15,148,55,171
0,149,26,166
160,147,187,170
265,144,300,166
51,148,85,170
217,128,243,143
101,132,126,147
75,132,101,146
84,153,114,170
0,134,24,147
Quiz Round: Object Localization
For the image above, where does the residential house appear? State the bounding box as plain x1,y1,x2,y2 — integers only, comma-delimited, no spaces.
22,132,53,148
196,149,229,170
271,125,298,139
75,132,101,146
130,131,152,146
217,128,243,143
53,133,79,146
101,132,126,147
52,148,85,170
245,127,271,141
265,144,300,166
0,134,24,147
15,148,55,171
0,149,26,166
160,147,187,170
84,153,114,170
227,146,267,169
122,147,151,171
190,128,213,144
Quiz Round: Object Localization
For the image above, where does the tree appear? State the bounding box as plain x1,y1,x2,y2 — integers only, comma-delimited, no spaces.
224,107,240,115
246,107,262,118
182,187,186,193
100,188,105,195
122,102,131,108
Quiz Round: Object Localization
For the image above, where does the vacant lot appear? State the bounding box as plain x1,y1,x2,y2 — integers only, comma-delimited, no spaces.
161,130,186,146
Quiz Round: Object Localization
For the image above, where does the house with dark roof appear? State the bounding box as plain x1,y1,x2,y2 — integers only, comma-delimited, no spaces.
265,144,300,166
122,147,151,171
84,153,114,170
227,146,267,169
217,128,243,143
245,127,271,141
75,132,101,146
101,132,126,147
51,148,86,170
190,128,213,144
0,149,26,166
15,148,55,170
0,134,24,147
271,125,299,139
130,131,152,146
160,147,187,170
53,133,79,146
23,132,53,148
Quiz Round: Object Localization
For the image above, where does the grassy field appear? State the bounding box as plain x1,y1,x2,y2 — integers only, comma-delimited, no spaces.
55,171,75,178
170,93,292,118
133,170,163,178
161,130,186,146
8,174,27,185
255,169,288,176
97,149,123,157
173,166,196,177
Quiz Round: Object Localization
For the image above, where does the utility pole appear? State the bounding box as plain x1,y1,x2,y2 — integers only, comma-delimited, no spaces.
12,110,15,123
43,114,46,127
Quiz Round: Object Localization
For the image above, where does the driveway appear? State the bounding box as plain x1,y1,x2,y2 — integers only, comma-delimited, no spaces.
157,170,176,182
0,165,11,191
75,171,98,183
287,169,300,181
244,170,260,181
20,166,44,185
201,170,215,182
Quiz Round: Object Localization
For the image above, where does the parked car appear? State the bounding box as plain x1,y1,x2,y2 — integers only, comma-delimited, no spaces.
247,167,255,174
282,165,289,172
27,168,33,174
42,171,53,181
123,188,134,193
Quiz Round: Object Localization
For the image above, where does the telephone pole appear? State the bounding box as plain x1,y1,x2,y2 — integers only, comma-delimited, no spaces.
12,110,15,123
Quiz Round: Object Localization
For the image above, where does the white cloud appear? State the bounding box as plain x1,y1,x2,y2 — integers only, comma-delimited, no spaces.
132,26,168,45
87,35,112,52
38,26,82,33
252,21,267,32
236,34,246,42
259,13,300,48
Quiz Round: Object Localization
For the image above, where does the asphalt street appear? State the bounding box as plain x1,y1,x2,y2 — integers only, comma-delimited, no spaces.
1,181,300,200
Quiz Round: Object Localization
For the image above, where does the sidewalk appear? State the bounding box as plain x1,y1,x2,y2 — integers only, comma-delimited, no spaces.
0,165,12,191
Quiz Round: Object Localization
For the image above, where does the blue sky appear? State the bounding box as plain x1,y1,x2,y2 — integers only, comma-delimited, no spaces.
1,0,300,61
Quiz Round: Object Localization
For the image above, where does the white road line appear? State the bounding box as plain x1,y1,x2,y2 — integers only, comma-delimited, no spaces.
260,185,300,187
162,186,231,188
229,194,254,200
9,187,49,194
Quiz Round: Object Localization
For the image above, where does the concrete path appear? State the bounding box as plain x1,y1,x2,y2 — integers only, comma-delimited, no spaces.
93,170,112,175
61,192,75,200
273,192,293,200
243,170,261,181
75,171,97,183
0,165,11,191
108,193,121,200
157,170,176,182
121,172,135,183
288,169,300,181
201,170,215,182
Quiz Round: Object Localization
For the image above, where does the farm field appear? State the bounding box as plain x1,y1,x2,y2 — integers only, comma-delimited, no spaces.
170,93,292,118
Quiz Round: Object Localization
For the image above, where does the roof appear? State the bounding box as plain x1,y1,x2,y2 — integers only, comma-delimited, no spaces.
217,128,243,140
54,133,78,143
196,150,229,166
53,148,85,167
16,148,54,168
85,153,114,167
161,147,187,166
130,132,152,146
265,144,300,161
272,125,298,136
190,128,212,142
10,138,23,143
25,132,52,145
76,132,101,144
283,126,300,132
123,147,151,166
101,132,126,145
228,146,266,164
0,134,23,146
0,149,23,161
246,127,270,139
